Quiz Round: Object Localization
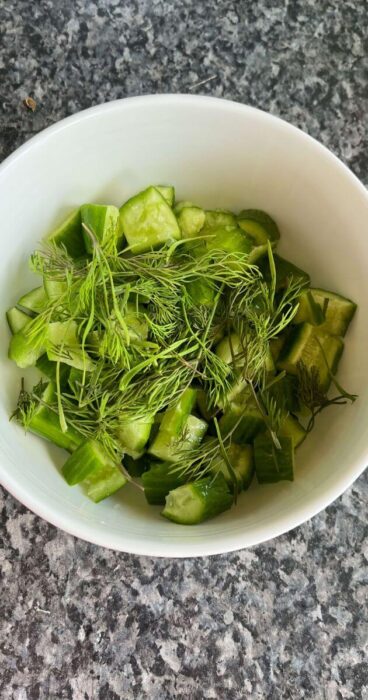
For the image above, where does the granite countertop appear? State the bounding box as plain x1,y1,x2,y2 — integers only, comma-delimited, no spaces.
1,1,367,698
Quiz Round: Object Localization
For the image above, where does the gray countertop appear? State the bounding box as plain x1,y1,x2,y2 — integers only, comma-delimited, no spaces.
1,1,367,698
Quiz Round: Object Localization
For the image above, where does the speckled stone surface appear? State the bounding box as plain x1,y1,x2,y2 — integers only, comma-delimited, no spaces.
0,1,367,698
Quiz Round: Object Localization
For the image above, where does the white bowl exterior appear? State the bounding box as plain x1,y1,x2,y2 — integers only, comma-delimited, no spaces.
0,95,367,556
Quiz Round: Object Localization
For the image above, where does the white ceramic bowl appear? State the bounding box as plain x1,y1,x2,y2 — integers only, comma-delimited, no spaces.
1,95,367,557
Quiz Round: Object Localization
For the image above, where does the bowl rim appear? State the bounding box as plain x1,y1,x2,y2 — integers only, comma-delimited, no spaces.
0,93,367,557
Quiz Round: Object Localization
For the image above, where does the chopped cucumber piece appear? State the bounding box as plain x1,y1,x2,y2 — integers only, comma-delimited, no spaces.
269,331,290,362
187,278,215,306
254,433,294,483
177,206,205,239
160,388,197,434
293,290,324,325
248,243,269,263
219,400,265,443
84,463,127,503
237,210,279,263
81,204,121,253
47,321,95,371
162,474,233,525
215,333,243,369
277,323,344,391
17,286,47,314
62,439,126,502
20,381,83,452
45,208,85,258
265,347,276,373
197,389,216,421
265,374,300,414
119,186,181,253
124,454,151,478
203,209,236,229
62,438,113,485
6,307,32,334
116,415,154,458
279,414,306,447
237,209,280,243
142,462,186,505
36,354,70,387
68,367,84,396
206,225,253,255
149,414,207,463
217,377,248,411
311,288,357,337
124,302,149,342
155,185,175,207
174,200,195,214
215,334,274,376
260,254,310,290
44,278,68,302
8,326,45,368
211,441,254,490
97,303,148,356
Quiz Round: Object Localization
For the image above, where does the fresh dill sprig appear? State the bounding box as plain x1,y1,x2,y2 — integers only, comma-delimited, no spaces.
296,360,356,433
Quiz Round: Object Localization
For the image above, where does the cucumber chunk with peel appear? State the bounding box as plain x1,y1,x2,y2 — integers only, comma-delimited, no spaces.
17,286,47,314
81,204,121,253
310,288,357,336
45,208,85,258
6,307,32,334
62,439,126,502
254,434,294,483
142,462,186,505
17,381,83,452
162,474,233,524
119,186,181,253
149,414,207,463
155,185,175,207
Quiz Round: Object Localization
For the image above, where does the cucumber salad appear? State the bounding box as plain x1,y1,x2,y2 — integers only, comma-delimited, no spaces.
7,185,357,525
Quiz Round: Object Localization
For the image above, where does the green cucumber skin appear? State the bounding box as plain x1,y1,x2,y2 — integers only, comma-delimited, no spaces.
212,442,254,491
162,474,233,525
23,382,83,453
142,462,186,505
159,388,197,435
279,414,306,448
45,208,86,259
62,439,112,485
259,254,310,290
62,439,126,500
28,410,82,453
36,355,70,388
254,434,294,483
277,323,344,391
219,402,265,443
265,374,300,414
84,463,126,502
293,290,325,326
81,204,121,253
237,209,280,242
6,307,32,334
311,288,357,337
